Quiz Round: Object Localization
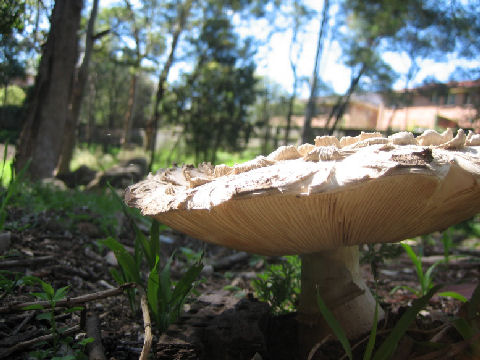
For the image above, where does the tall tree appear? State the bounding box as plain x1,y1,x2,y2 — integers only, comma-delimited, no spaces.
284,0,314,145
164,12,257,164
147,0,193,172
15,0,83,180
57,0,101,174
301,0,329,144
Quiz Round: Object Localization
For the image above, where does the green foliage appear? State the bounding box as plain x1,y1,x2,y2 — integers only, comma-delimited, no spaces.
0,84,26,105
0,270,37,300
252,255,300,314
24,279,93,360
102,186,203,332
164,13,257,164
316,285,441,360
441,229,454,264
391,242,467,303
7,181,121,236
0,0,25,35
390,242,441,297
0,144,29,230
361,243,403,281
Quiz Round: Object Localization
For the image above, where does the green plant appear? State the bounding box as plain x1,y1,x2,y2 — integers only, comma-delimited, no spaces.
0,141,29,230
391,242,467,302
361,243,403,281
450,282,480,354
0,270,37,300
102,186,203,333
252,255,301,315
315,285,442,360
24,280,93,360
441,228,454,264
389,243,440,297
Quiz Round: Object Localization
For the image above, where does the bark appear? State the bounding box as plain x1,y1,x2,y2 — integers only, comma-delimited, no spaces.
261,90,271,155
301,0,329,144
15,0,83,180
57,0,99,175
147,0,193,172
120,73,138,146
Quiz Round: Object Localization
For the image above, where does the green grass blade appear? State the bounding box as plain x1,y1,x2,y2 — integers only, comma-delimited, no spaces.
363,300,379,360
170,261,204,313
0,140,8,182
372,285,442,360
102,237,141,284
451,318,474,340
159,256,173,307
147,256,161,324
316,289,352,360
151,220,160,258
438,291,467,303
468,282,480,321
401,243,424,287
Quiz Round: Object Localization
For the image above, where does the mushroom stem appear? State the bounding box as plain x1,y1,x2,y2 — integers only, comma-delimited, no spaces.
298,246,383,350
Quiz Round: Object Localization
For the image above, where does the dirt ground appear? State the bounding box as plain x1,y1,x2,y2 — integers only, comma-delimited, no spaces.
1,204,479,360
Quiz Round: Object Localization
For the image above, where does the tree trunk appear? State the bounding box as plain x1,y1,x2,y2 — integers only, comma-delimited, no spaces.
327,64,365,135
57,0,99,175
15,0,83,180
121,73,138,146
285,93,295,146
301,0,329,144
147,0,193,172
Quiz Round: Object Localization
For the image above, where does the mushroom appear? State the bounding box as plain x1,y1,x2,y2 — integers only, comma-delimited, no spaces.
125,129,480,345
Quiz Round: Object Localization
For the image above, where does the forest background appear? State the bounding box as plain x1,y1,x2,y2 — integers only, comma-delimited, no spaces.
1,0,480,180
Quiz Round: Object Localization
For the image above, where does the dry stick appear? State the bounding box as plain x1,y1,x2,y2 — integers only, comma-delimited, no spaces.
0,282,136,313
11,311,36,336
86,312,107,360
307,335,332,360
0,325,80,359
0,255,55,269
138,287,152,360
410,333,480,360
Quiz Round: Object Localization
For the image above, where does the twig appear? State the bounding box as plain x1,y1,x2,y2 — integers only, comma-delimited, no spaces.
11,311,35,336
0,282,136,313
0,255,55,269
410,333,480,360
212,252,249,271
339,328,393,360
0,325,80,358
307,334,332,360
138,287,152,360
86,312,107,360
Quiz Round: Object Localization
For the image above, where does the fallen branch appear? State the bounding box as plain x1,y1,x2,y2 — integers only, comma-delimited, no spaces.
0,256,55,269
0,282,136,313
138,287,152,360
86,312,106,360
0,325,80,358
411,332,480,360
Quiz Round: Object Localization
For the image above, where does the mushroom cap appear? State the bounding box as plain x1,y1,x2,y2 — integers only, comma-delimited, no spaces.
125,129,480,255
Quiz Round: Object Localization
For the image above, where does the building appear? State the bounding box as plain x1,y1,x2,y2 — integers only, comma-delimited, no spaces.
377,79,480,132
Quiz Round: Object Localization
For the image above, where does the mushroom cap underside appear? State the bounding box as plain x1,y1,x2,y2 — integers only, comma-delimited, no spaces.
126,142,480,255
148,169,480,255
